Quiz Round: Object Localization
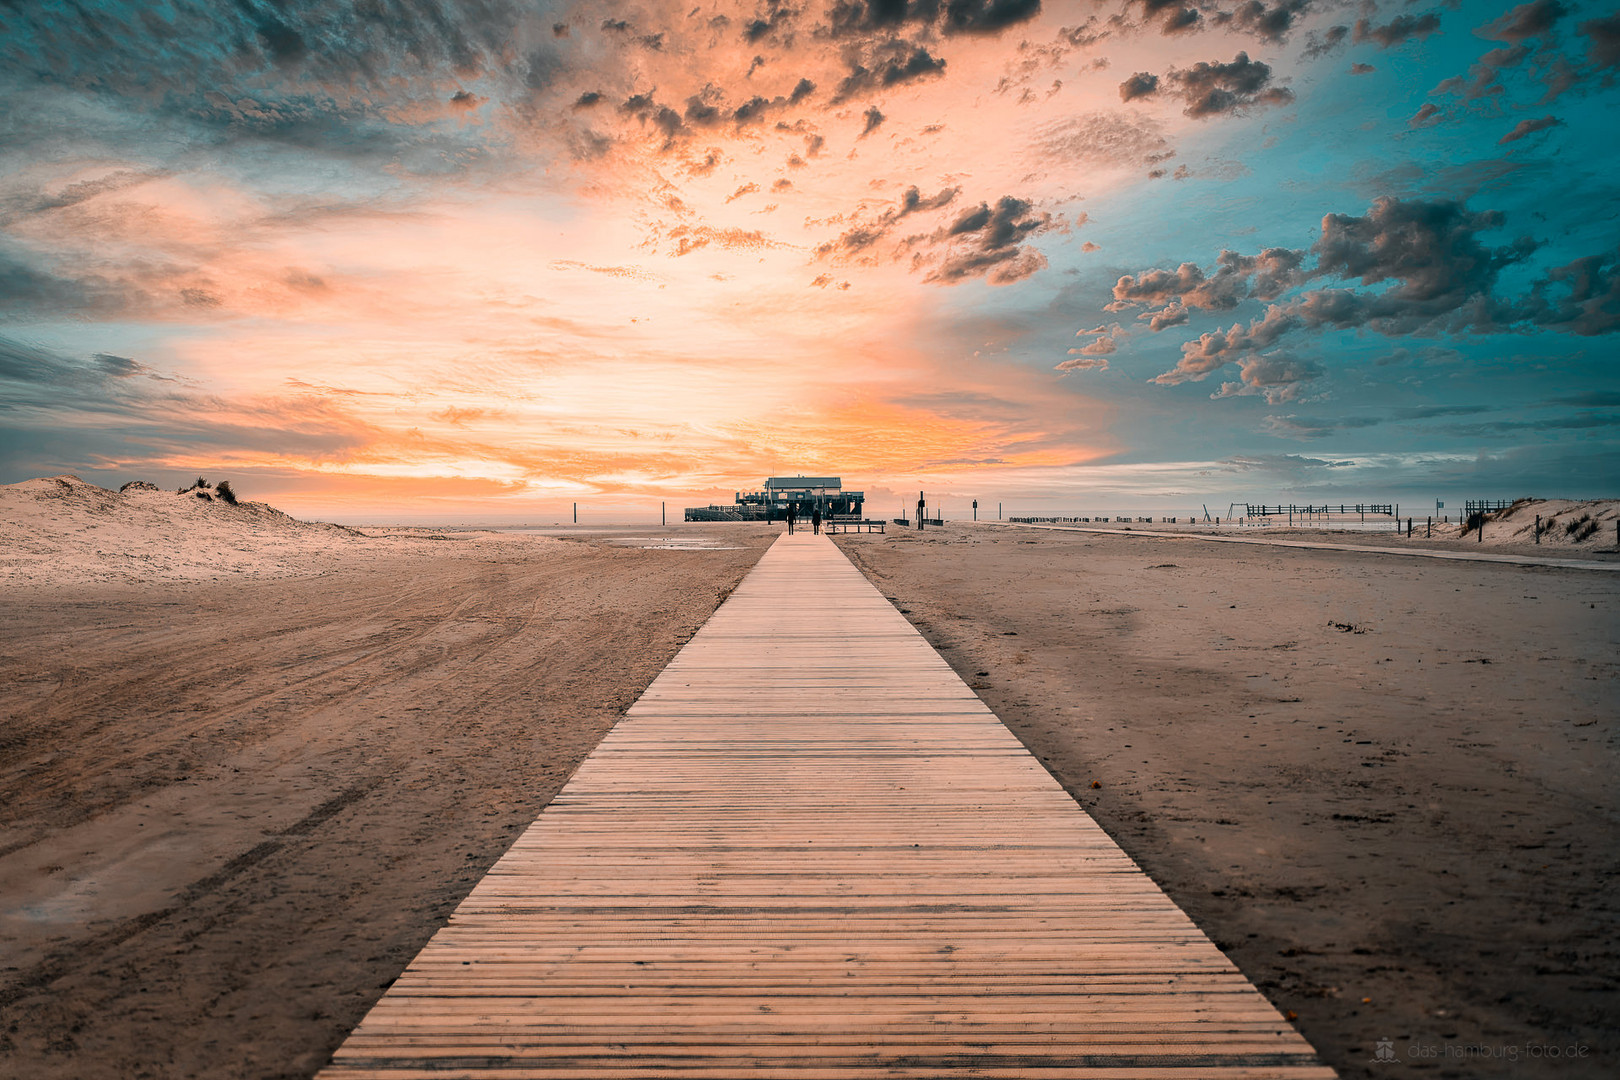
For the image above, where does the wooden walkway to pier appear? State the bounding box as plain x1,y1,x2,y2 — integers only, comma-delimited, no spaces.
319,533,1334,1078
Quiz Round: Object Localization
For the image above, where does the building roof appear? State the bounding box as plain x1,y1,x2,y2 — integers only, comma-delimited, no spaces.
764,476,841,489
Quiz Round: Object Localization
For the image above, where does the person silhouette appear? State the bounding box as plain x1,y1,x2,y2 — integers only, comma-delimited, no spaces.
812,506,821,535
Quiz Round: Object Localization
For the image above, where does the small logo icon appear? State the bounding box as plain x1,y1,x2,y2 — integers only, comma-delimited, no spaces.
1374,1038,1397,1063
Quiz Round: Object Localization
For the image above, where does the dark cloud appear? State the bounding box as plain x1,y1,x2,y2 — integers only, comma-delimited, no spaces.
573,91,604,108
790,78,817,104
0,336,370,477
815,184,960,259
1483,1,1568,43
1118,72,1160,102
1579,14,1620,69
1130,0,1201,36
1213,0,1315,44
684,93,724,128
941,0,1044,36
1519,252,1620,335
1111,247,1307,314
1311,198,1531,321
448,90,485,111
1128,196,1620,391
1164,53,1295,118
1350,62,1375,75
925,196,1054,284
831,46,948,103
859,106,886,137
1498,114,1562,143
826,0,1041,37
1302,24,1348,59
1353,12,1443,49
1212,354,1323,403
1433,42,1533,100
1409,102,1442,127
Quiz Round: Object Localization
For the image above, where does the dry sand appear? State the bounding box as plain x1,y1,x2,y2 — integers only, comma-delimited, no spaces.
5,476,1616,1079
836,523,1619,1079
0,476,778,1079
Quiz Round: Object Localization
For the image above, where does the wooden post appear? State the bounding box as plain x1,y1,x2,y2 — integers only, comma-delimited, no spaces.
1478,515,1483,543
662,501,666,526
1535,514,1540,544
1426,516,1431,539
573,502,577,524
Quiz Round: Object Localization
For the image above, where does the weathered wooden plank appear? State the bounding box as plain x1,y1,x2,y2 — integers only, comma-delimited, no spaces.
315,533,1333,1079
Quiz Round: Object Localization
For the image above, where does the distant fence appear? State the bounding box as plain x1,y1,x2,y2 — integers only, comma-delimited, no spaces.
1008,516,1185,524
1242,504,1393,517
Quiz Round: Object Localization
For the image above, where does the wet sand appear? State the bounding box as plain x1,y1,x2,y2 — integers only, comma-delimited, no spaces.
0,526,776,1079
835,523,1619,1079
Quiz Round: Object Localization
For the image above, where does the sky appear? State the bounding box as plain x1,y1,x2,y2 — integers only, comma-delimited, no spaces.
2,0,1617,521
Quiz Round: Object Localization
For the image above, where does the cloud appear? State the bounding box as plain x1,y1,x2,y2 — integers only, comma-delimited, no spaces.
665,225,778,257
1056,322,1122,372
1302,24,1349,59
1211,354,1323,404
815,184,960,260
1353,12,1444,49
1261,414,1384,439
1483,1,1569,43
1118,72,1160,101
1350,63,1375,75
826,0,1042,38
1433,42,1533,101
859,106,886,138
1578,13,1620,69
0,335,371,468
1498,114,1562,143
1055,354,1110,372
830,45,948,103
942,0,1045,36
924,196,1055,285
1111,247,1306,314
1163,52,1295,118
1409,102,1443,127
1213,0,1315,44
725,182,760,203
1122,195,1620,392
1519,252,1620,335
1036,112,1175,170
1130,0,1201,36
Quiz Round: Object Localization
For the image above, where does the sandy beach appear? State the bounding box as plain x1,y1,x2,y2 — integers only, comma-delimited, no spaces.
4,476,1617,1080
0,480,778,1078
836,523,1619,1079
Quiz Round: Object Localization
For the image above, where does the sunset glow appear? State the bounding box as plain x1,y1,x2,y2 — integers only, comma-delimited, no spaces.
3,1,1617,517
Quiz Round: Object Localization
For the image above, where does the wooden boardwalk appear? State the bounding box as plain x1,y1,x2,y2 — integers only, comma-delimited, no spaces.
318,533,1334,1078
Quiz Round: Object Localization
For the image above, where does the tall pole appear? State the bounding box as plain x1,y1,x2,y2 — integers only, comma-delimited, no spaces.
573,502,577,524
662,501,666,526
